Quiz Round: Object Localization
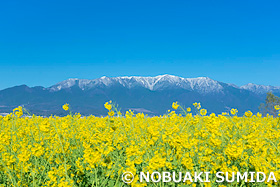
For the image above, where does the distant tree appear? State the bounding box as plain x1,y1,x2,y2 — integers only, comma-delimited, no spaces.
259,92,280,117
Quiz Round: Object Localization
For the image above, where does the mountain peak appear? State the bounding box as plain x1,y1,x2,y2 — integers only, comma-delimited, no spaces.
48,75,223,93
1,75,280,116
48,75,280,95
241,83,280,94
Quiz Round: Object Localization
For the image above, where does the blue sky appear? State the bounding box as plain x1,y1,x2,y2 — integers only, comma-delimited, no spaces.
0,0,279,89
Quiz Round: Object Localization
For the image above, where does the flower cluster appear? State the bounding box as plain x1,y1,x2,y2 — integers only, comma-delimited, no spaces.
0,103,279,186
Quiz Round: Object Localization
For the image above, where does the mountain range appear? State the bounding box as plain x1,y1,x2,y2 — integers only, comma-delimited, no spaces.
0,75,279,116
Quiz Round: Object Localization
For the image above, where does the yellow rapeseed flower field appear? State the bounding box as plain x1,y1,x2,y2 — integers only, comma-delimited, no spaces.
0,102,280,186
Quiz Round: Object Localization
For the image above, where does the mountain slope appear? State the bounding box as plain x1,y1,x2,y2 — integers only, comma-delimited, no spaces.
49,75,224,93
241,83,280,95
0,75,279,116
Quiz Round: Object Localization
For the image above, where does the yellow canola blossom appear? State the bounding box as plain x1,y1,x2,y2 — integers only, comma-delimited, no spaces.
62,103,69,111
108,110,115,116
172,102,179,110
0,103,279,186
200,109,207,116
104,102,112,111
230,108,238,115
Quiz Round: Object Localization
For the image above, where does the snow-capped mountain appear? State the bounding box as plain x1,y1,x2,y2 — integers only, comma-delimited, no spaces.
241,83,280,94
49,75,224,93
0,75,279,116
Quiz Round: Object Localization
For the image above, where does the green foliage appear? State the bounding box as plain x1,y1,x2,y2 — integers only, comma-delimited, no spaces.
259,92,280,116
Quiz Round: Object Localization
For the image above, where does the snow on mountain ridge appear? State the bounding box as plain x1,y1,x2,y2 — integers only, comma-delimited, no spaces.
241,83,280,94
48,75,280,94
49,75,225,93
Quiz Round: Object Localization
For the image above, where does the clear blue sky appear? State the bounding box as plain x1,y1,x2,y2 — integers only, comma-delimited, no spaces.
0,0,280,90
